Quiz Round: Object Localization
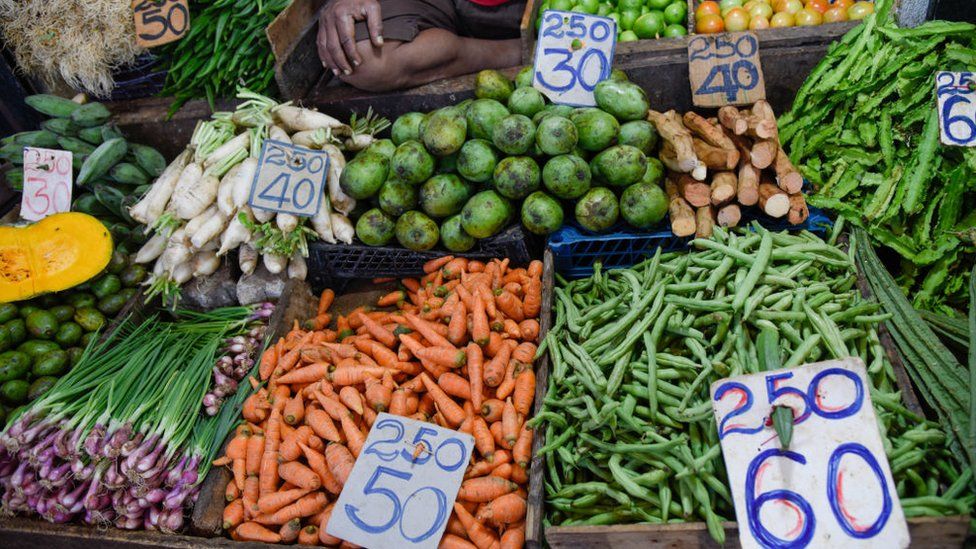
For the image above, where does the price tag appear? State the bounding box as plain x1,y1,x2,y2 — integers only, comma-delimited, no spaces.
532,10,617,107
20,147,72,222
936,71,976,147
248,140,329,217
688,31,766,107
132,0,190,48
711,357,909,549
327,413,474,549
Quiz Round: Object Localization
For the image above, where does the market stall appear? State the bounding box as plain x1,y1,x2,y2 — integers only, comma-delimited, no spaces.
0,0,974,547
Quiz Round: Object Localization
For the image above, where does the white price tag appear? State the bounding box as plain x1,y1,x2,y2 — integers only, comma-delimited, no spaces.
532,10,617,107
711,357,909,549
936,71,976,146
326,413,474,549
20,147,73,222
248,139,329,217
688,32,766,107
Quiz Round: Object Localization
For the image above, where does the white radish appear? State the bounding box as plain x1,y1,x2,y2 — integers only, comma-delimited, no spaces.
190,210,229,250
192,251,221,277
185,205,217,237
152,260,167,277
263,253,288,274
161,229,192,269
274,106,348,132
269,125,291,143
130,150,191,225
169,162,216,219
310,192,336,243
231,157,259,209
218,209,253,256
216,165,237,217
291,129,329,149
322,144,354,214
239,244,258,275
287,253,307,280
276,213,299,234
199,239,220,252
204,132,250,170
254,207,275,223
134,233,167,264
330,212,355,244
171,262,194,284
345,134,373,151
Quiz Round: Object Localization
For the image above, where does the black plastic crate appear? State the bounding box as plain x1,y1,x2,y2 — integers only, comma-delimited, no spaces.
108,54,168,102
306,224,537,289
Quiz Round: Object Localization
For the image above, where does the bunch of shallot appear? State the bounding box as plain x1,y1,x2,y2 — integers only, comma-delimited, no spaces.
203,302,274,415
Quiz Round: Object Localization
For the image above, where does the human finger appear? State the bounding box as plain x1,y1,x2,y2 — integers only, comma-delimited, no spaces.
363,1,384,47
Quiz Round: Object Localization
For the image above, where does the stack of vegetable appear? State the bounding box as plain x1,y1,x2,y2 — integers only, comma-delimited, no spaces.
129,89,388,305
158,0,290,109
692,0,875,34
1,94,168,248
203,303,273,416
779,0,976,312
0,306,264,530
650,100,809,239
216,256,540,546
535,224,970,542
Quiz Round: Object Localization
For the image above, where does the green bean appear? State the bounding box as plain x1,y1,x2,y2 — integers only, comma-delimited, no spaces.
732,232,773,311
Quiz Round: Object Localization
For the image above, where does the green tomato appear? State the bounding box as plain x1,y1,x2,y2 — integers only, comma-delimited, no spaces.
633,11,666,38
619,30,640,41
663,1,687,24
719,0,743,15
647,0,671,9
598,2,613,15
618,9,640,31
663,22,687,37
551,0,574,10
577,0,600,13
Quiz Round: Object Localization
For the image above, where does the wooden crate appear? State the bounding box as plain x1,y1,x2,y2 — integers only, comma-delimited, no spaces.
523,247,971,549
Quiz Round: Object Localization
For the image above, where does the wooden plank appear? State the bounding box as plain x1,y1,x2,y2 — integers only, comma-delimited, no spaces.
0,517,272,549
525,249,554,549
520,0,540,65
267,0,327,99
108,96,236,159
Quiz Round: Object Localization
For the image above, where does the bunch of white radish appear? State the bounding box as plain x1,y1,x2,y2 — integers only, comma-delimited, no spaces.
129,88,388,306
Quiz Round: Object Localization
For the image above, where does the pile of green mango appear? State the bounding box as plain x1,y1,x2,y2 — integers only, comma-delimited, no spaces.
0,248,146,424
341,68,670,252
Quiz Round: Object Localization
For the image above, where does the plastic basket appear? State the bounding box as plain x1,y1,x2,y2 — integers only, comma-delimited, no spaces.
549,205,833,278
108,54,168,102
306,224,538,289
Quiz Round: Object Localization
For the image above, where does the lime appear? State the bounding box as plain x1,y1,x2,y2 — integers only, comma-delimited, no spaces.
598,2,613,15
619,30,640,41
640,5,649,14
663,22,687,36
648,0,671,8
633,11,666,38
663,1,687,24
618,9,640,30
618,0,643,11
577,0,600,12
551,0,574,11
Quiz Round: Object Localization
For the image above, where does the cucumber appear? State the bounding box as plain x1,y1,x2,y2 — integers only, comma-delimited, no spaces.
73,154,85,171
106,250,128,274
0,143,23,163
28,377,58,401
57,136,96,156
1,380,29,405
101,125,124,142
67,293,97,309
55,322,83,347
72,193,112,217
14,131,59,148
109,162,149,185
130,144,167,177
41,118,78,137
25,94,81,118
120,264,147,287
49,305,75,323
17,340,60,358
4,320,25,345
93,184,126,218
91,274,122,299
32,349,69,377
70,102,111,127
78,126,106,145
97,294,128,316
77,138,128,185
18,306,40,319
74,308,106,332
0,351,30,382
0,304,17,324
5,167,23,190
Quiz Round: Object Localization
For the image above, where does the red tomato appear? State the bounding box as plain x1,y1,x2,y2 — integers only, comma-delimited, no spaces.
795,6,823,24
696,12,726,33
805,0,828,13
696,1,722,17
823,5,848,21
774,0,803,13
769,11,794,26
847,1,874,19
724,7,751,30
830,0,854,9
749,13,770,28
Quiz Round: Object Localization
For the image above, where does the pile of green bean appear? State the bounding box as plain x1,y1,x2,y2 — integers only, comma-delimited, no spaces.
533,224,972,542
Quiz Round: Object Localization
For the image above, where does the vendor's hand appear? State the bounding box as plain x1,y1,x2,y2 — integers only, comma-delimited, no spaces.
318,0,384,76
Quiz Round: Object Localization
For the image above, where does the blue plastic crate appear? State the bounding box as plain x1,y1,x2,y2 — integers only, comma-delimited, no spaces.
549,205,833,278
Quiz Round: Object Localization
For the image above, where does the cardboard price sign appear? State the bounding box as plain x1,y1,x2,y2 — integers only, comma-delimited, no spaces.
132,0,190,48
936,71,976,147
327,413,474,549
711,357,909,549
532,10,617,107
20,147,72,222
688,31,766,107
248,140,329,217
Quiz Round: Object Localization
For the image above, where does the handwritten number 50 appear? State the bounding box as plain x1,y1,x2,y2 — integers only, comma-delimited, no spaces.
344,466,449,543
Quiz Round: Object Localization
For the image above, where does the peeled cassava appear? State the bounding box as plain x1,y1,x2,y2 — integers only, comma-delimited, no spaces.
0,213,113,302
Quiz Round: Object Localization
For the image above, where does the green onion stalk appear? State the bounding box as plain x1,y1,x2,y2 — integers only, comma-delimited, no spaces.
0,306,264,532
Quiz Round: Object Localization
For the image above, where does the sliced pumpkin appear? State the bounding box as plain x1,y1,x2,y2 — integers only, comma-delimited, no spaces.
0,212,113,303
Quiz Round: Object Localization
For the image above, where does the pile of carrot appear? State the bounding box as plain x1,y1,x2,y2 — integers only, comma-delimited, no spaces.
216,256,543,548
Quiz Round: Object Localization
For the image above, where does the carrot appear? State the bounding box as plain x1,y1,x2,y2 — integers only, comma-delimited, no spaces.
512,342,536,364
309,313,332,331
495,359,519,401
472,294,489,346
280,425,313,461
282,393,305,426
319,505,343,545
364,375,393,412
242,393,269,424
400,334,450,378
502,399,519,448
389,388,410,416
448,300,467,346
453,502,499,549
512,423,533,468
480,399,504,422
246,433,265,475
276,363,330,385
274,332,315,378
243,474,260,518
483,333,504,359
523,276,542,319
490,421,507,450
326,443,355,487
500,522,526,549
512,368,535,416
458,476,518,503
405,313,455,348
483,342,511,388
318,289,335,315
377,290,407,307
307,434,325,452
502,318,522,339
259,346,280,381
329,365,388,386
257,487,313,516
356,339,398,368
416,347,467,369
340,413,366,457
307,409,342,443
299,442,343,495
236,521,281,543
471,417,495,459
476,284,498,320
495,290,525,322
476,493,526,525
420,373,466,427
491,463,513,479
278,461,321,490
424,255,455,273
440,534,478,549
339,386,364,415
438,372,472,401
455,283,476,311
353,312,395,348
223,499,245,530
298,525,319,545
270,385,291,413
259,410,283,495
466,450,510,479
268,492,328,525
441,257,468,278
